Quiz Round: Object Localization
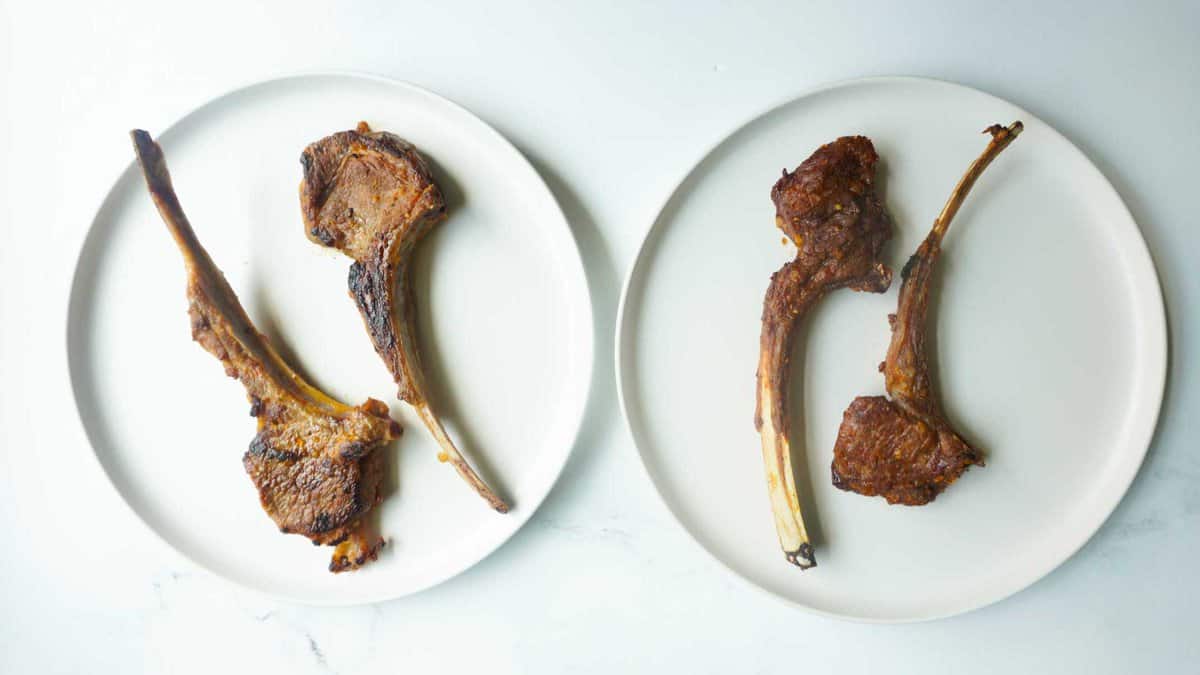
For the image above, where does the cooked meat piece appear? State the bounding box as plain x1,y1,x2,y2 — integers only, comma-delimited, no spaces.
131,130,403,572
832,122,1022,505
755,137,895,569
300,122,508,513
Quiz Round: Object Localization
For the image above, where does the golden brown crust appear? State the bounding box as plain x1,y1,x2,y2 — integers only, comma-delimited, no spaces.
299,124,446,404
132,129,401,572
183,246,400,555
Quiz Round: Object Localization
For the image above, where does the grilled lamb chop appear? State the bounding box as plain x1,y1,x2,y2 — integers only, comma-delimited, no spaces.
300,123,508,513
756,137,894,569
831,122,1022,505
131,130,403,572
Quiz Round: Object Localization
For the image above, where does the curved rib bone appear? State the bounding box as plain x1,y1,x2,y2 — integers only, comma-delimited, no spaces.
300,123,509,513
756,137,895,569
831,122,1022,505
132,130,403,572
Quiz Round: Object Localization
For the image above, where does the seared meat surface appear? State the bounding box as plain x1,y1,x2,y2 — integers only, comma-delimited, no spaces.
831,122,1022,505
132,130,402,572
755,136,894,568
300,123,446,404
300,122,508,513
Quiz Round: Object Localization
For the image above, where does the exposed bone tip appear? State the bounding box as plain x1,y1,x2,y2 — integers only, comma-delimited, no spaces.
129,130,160,170
785,543,817,570
984,121,1024,139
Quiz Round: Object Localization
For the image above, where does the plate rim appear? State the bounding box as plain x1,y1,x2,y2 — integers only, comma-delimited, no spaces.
64,70,596,606
613,74,1168,623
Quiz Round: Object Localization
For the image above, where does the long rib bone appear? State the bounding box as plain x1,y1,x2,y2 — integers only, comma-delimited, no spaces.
831,122,1022,505
756,137,895,569
888,122,1023,409
132,130,402,572
300,123,509,513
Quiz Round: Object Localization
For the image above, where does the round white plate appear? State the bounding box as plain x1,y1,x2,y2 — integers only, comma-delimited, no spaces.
616,77,1166,622
68,73,593,605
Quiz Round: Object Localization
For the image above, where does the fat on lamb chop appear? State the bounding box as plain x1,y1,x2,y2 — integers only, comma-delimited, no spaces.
831,122,1022,505
756,136,894,569
299,122,508,513
132,130,403,572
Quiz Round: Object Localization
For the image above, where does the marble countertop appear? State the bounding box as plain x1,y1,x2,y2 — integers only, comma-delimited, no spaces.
1,1,1196,672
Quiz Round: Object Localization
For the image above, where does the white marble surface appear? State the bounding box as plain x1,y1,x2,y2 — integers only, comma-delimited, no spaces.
1,1,1197,672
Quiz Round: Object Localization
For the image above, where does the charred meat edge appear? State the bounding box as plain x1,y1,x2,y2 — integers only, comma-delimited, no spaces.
300,122,509,513
130,129,402,572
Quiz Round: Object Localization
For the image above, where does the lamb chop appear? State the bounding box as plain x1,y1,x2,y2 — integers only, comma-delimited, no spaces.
299,123,508,513
756,136,894,569
831,122,1022,505
131,130,403,572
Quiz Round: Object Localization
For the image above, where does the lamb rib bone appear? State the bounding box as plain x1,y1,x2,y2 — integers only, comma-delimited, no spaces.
300,122,509,513
830,122,1022,505
756,136,895,569
131,129,403,572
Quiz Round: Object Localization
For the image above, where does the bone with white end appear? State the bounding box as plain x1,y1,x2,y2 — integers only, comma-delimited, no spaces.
755,136,895,568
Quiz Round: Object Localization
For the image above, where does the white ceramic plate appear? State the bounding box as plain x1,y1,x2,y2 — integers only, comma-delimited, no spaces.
67,73,593,605
616,77,1166,622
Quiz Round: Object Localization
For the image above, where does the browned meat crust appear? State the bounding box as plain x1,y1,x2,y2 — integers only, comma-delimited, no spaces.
756,136,894,568
831,395,977,505
300,123,446,404
131,130,402,572
299,122,508,513
831,122,1022,506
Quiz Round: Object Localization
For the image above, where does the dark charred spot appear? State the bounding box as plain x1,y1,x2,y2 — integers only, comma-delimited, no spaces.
247,432,300,462
310,226,338,247
348,260,397,350
247,433,268,455
312,513,333,533
249,395,264,417
339,441,367,460
901,253,920,280
797,543,816,568
300,151,313,173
